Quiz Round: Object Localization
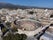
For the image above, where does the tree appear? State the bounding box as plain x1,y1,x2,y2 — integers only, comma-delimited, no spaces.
20,34,27,40
2,33,27,40
6,22,11,27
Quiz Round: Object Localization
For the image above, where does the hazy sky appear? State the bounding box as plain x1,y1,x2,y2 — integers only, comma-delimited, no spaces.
0,0,53,8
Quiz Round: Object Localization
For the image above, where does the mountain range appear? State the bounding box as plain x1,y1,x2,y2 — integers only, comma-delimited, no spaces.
0,2,53,10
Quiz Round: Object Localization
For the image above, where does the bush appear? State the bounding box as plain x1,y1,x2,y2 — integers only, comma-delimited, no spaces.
3,33,13,40
20,34,27,40
6,22,11,27
1,27,7,33
11,27,18,32
2,33,27,40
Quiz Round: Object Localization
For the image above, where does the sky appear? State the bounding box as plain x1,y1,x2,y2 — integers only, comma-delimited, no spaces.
0,0,53,8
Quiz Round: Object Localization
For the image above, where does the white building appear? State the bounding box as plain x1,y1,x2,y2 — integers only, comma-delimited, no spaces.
40,33,53,40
